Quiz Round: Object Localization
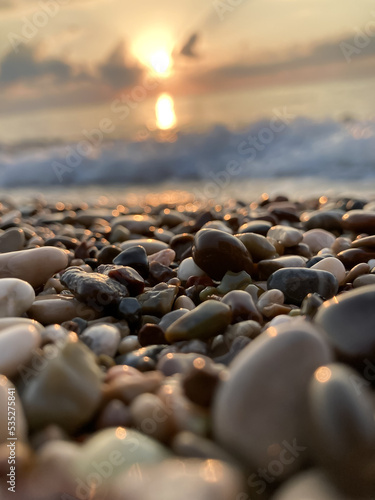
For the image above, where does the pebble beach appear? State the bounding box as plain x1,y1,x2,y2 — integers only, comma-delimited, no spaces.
1,190,375,499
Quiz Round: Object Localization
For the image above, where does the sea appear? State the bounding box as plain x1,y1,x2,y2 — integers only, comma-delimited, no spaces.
1,78,375,202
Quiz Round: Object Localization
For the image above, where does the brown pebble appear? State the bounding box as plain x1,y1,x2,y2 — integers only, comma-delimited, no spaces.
103,370,164,404
345,263,370,283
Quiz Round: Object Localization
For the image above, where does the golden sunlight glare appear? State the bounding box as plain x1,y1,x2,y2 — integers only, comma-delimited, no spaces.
156,93,176,130
150,49,171,74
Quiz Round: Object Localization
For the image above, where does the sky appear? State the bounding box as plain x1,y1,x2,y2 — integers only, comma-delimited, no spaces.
1,0,375,142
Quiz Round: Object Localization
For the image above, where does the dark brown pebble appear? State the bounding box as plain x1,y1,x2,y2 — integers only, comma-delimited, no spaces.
97,245,121,264
113,245,149,278
138,324,167,347
341,210,375,234
238,220,272,236
182,360,221,407
169,233,194,261
108,266,145,295
337,248,375,269
148,261,177,285
192,228,254,280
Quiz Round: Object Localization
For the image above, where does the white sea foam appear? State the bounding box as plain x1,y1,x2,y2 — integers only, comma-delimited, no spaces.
0,117,374,187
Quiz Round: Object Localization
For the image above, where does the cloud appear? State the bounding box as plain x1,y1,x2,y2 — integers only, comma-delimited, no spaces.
0,44,74,85
182,32,375,92
180,33,199,58
0,40,147,114
98,41,143,89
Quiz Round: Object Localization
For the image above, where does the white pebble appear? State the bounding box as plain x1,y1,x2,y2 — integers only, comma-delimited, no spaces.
81,324,121,357
0,278,35,317
177,257,206,282
257,290,285,314
311,257,346,285
0,324,41,378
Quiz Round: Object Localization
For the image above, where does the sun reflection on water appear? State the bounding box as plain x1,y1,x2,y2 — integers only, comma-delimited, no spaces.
156,93,176,130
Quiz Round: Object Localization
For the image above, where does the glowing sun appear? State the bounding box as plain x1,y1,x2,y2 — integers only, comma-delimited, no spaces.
150,49,171,74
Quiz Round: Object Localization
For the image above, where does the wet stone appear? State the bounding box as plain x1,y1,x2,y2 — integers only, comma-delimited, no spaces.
351,234,375,249
236,233,277,262
213,318,332,478
307,364,375,497
60,267,129,310
148,261,177,285
337,248,375,269
27,295,98,324
258,255,306,280
171,431,238,463
302,229,336,254
137,284,178,316
192,228,254,280
310,257,346,285
138,324,167,347
222,290,261,323
268,267,338,306
0,324,41,378
109,225,131,244
166,300,232,343
300,292,324,318
169,233,194,261
115,345,166,371
0,228,25,253
341,210,375,234
345,262,370,283
159,308,189,331
21,336,103,433
118,336,141,355
97,245,122,264
117,297,142,327
74,427,171,486
157,352,211,376
80,324,121,357
130,392,174,442
272,470,347,500
108,266,145,295
267,225,303,247
0,247,68,288
120,239,169,255
111,458,244,500
238,220,272,236
174,295,195,310
96,399,133,429
0,278,35,317
224,320,261,342
182,359,221,407
284,242,312,259
216,270,252,295
301,210,343,232
177,257,206,282
148,248,175,266
352,273,375,287
113,245,149,278
314,284,375,363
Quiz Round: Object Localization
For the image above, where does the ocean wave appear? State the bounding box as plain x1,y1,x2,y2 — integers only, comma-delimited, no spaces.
0,117,374,187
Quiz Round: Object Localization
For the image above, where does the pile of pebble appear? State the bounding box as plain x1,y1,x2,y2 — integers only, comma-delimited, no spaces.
0,193,375,499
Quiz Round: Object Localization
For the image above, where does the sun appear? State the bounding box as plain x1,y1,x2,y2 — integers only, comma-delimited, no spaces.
150,50,171,75
132,32,173,76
